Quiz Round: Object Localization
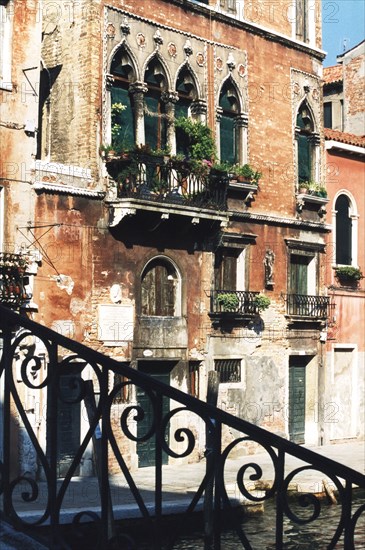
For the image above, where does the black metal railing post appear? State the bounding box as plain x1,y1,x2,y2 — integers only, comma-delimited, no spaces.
275,448,285,549
1,323,13,520
48,342,61,549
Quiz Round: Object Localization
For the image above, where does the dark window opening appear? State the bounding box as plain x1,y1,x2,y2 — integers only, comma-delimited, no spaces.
214,359,241,383
36,65,62,160
144,60,168,151
297,104,314,183
335,195,352,265
110,49,136,151
324,102,332,129
215,248,241,290
175,67,198,155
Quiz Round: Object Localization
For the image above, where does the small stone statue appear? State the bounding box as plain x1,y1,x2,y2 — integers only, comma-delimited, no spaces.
264,249,275,287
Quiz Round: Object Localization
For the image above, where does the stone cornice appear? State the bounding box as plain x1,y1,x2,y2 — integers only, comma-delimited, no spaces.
33,182,105,199
229,210,331,232
106,2,325,60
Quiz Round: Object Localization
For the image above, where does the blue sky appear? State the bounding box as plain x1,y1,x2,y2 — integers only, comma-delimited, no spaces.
322,0,365,66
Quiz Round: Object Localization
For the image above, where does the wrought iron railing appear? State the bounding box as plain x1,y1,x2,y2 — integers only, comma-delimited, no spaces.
210,290,260,316
0,253,27,309
106,155,228,210
0,305,364,549
285,293,330,318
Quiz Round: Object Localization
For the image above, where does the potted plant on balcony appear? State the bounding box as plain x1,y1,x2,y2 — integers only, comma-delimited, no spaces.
335,266,363,285
298,181,327,198
216,292,239,312
233,164,262,185
210,161,232,180
253,293,271,312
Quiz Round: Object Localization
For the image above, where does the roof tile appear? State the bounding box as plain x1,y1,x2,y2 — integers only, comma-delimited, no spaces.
323,65,343,84
324,128,365,147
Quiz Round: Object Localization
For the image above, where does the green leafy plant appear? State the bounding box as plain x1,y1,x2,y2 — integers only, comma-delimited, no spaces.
299,181,327,198
211,161,232,174
233,164,262,185
216,292,239,312
253,293,271,312
100,144,116,159
335,266,363,283
175,116,216,161
111,102,126,141
116,161,139,191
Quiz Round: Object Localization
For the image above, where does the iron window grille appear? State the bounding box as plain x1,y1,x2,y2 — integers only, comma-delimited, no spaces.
214,359,241,383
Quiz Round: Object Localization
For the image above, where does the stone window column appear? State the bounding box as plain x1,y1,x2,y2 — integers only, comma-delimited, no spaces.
308,132,320,183
234,113,248,165
129,81,148,146
161,90,179,155
215,107,223,161
190,99,207,124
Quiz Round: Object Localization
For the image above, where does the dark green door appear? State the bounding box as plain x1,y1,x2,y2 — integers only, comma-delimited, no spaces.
289,360,306,444
56,374,81,477
137,362,172,468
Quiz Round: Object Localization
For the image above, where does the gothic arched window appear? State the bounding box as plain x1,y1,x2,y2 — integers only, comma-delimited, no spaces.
110,48,136,151
219,81,240,165
175,66,197,119
144,58,168,151
296,103,314,183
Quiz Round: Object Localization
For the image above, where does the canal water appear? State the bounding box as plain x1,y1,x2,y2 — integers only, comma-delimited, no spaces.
169,492,365,549
133,491,365,549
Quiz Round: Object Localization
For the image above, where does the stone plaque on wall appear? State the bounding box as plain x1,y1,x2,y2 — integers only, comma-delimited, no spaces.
98,304,134,345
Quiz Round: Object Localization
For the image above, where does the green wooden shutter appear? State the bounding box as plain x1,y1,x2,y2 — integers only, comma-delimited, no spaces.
290,255,308,295
289,361,306,444
297,133,311,183
220,114,236,165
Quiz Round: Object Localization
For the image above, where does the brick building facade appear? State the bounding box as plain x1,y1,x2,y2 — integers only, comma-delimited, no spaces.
1,0,337,477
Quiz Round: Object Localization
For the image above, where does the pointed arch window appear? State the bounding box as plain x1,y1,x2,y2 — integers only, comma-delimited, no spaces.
296,103,318,184
175,66,197,120
335,195,352,266
110,49,136,151
144,58,168,151
141,257,181,317
219,81,240,165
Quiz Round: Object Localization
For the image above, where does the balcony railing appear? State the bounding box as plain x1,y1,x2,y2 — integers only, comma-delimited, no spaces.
285,293,330,318
0,305,364,548
0,253,27,309
210,290,260,315
106,155,228,211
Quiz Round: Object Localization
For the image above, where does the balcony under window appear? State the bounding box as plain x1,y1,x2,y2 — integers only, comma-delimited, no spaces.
209,290,260,323
0,253,28,309
104,152,229,228
284,293,330,322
